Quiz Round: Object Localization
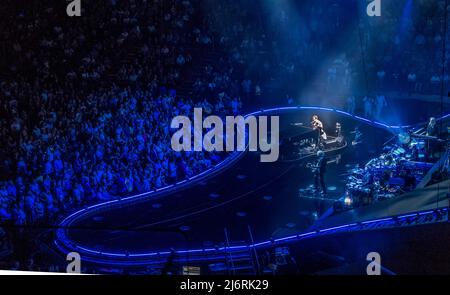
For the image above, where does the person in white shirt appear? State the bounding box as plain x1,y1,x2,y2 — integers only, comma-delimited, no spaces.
311,115,327,141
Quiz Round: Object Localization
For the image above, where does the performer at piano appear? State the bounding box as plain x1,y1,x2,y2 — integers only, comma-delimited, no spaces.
311,115,327,148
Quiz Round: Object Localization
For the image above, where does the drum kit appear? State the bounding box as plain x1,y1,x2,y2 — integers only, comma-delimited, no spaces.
343,155,403,207
335,126,447,211
345,173,373,207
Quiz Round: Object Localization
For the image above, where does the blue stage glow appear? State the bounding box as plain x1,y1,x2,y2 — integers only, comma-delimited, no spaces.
4,0,450,275
54,106,450,264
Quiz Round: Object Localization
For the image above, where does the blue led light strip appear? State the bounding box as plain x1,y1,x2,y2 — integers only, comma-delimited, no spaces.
54,208,448,264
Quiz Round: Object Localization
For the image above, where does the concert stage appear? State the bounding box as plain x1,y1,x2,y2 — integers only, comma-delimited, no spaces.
55,106,440,270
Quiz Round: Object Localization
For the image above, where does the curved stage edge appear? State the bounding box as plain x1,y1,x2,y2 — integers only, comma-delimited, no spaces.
55,207,448,266
54,106,450,266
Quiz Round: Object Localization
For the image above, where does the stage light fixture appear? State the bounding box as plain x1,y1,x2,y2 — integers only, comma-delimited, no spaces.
344,196,353,207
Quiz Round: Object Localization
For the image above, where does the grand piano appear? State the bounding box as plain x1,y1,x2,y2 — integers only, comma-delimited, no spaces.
280,124,347,162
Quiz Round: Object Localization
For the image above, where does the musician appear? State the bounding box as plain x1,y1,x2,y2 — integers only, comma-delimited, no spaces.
425,117,439,160
311,115,327,146
314,150,328,195
335,122,342,137
426,117,438,137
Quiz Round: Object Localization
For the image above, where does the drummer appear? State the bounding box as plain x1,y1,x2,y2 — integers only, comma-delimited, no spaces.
380,170,392,187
